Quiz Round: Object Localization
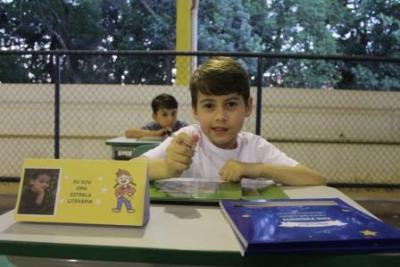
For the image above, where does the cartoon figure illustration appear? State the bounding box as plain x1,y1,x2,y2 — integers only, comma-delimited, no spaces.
112,169,136,213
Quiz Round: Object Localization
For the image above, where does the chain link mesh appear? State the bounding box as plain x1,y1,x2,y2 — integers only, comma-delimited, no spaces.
0,53,399,185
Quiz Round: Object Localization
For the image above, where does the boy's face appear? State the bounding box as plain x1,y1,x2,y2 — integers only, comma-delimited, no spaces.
30,174,51,191
192,92,252,149
117,174,132,185
152,108,178,129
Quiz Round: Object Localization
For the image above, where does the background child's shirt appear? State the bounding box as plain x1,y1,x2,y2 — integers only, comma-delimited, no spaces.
143,124,298,181
142,120,188,132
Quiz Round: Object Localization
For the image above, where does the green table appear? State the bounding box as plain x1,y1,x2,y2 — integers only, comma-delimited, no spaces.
1,186,399,266
105,136,160,160
149,179,288,203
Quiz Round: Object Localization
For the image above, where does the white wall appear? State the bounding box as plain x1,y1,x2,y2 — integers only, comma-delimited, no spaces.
1,84,399,184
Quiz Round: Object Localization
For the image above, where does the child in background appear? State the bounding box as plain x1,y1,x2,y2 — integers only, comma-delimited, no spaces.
142,57,326,186
18,171,52,214
125,93,187,139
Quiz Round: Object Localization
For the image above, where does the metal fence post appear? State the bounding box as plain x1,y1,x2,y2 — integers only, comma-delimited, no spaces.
54,54,61,159
255,57,263,135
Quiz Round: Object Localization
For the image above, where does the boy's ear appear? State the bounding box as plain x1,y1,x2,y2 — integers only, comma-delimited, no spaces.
245,96,253,117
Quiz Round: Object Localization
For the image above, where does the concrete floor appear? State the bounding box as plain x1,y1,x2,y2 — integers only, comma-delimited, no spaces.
337,187,400,227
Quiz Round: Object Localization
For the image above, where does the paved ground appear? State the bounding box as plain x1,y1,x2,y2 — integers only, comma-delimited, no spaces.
337,187,400,227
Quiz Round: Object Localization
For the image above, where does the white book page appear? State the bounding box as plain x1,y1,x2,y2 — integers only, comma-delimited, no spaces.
240,177,274,190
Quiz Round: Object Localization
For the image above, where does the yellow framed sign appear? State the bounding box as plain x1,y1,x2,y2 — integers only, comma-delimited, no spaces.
14,159,149,227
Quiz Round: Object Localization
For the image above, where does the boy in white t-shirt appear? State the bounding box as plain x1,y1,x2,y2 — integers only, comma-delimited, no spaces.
142,57,325,186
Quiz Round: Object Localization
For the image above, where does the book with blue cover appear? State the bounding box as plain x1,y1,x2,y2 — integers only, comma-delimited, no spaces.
220,198,400,255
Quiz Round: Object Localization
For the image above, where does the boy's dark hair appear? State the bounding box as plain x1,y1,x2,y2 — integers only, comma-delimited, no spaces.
189,57,250,108
151,93,178,114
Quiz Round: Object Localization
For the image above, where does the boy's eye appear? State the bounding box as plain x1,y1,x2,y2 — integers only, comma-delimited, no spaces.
226,101,239,108
202,103,214,110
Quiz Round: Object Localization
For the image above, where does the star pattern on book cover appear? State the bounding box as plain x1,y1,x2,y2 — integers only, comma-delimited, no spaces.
360,229,378,237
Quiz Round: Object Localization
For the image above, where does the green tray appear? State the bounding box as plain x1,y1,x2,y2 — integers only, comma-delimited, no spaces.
150,179,288,203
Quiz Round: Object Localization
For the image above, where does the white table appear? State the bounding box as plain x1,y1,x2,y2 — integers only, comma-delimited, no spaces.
0,186,398,266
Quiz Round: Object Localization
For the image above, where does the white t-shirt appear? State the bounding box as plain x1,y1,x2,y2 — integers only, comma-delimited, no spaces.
143,124,298,181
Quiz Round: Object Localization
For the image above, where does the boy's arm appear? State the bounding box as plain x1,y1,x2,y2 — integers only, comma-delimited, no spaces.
258,163,326,185
146,158,182,180
125,128,165,138
220,161,326,186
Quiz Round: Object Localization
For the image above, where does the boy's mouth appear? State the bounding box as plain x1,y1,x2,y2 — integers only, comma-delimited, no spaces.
211,127,229,135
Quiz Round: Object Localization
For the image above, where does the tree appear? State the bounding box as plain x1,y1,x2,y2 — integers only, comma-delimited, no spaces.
334,0,400,90
197,0,262,79
106,0,176,84
243,0,344,89
0,0,104,82
0,0,399,90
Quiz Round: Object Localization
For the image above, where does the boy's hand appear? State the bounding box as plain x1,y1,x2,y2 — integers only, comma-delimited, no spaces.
219,160,258,182
31,184,45,195
165,132,198,175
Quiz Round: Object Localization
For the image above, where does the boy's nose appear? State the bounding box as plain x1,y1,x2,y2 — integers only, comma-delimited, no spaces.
214,107,227,121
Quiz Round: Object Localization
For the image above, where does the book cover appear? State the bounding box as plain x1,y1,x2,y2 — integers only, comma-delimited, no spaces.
14,159,149,227
220,198,400,255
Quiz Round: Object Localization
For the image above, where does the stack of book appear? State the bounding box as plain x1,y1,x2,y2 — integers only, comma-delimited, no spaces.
150,177,285,202
220,198,400,255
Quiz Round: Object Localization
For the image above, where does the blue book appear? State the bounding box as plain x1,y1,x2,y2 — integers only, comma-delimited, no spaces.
220,198,400,255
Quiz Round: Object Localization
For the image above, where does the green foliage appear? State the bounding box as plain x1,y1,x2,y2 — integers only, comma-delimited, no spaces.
0,0,399,90
0,0,104,82
242,0,344,88
109,0,176,84
0,55,28,82
198,0,262,52
333,0,400,90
